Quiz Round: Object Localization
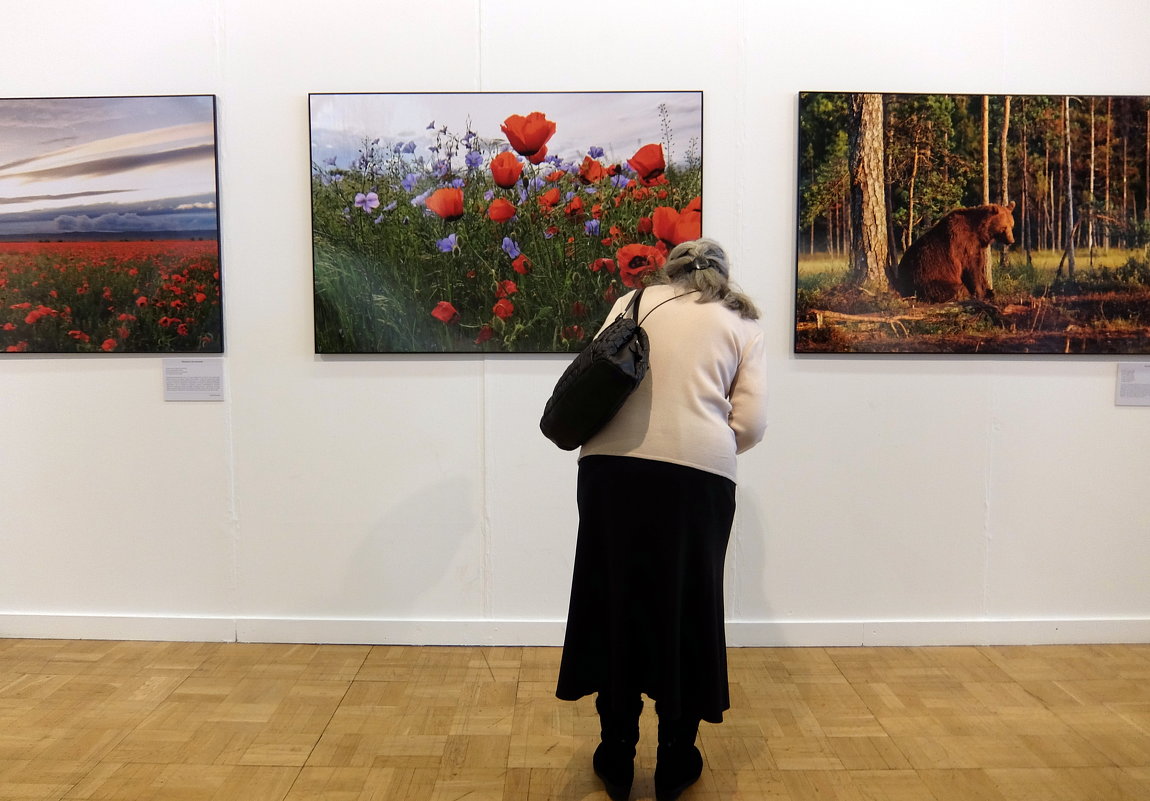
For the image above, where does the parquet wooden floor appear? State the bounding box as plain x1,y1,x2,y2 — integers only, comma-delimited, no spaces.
1,640,1149,800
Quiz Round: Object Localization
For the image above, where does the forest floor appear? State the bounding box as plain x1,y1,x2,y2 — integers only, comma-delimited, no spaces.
795,252,1150,354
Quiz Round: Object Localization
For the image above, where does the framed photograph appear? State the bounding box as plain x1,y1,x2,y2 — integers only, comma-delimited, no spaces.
796,92,1150,354
0,95,222,354
310,91,703,353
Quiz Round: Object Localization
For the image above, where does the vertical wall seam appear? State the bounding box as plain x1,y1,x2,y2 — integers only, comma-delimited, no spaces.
476,0,484,90
215,0,240,644
983,379,996,619
730,0,750,620
481,363,493,621
476,0,493,622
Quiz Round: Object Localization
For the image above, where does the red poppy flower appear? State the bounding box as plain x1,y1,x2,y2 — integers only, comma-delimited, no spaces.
488,198,517,223
627,143,665,182
562,325,586,341
426,187,465,220
538,187,561,210
652,205,702,246
492,298,515,319
684,195,702,214
616,243,667,288
527,145,549,165
501,112,556,157
431,300,460,324
495,279,518,299
572,301,589,317
490,151,524,188
474,325,494,344
100,338,118,352
564,196,585,219
512,254,533,275
135,296,148,307
637,216,653,235
589,258,616,274
546,170,566,182
579,156,607,184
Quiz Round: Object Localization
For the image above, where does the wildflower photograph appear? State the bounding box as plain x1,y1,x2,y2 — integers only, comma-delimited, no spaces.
0,95,222,354
309,91,703,353
797,92,1150,354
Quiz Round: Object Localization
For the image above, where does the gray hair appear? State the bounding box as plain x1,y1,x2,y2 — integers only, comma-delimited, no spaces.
648,238,759,319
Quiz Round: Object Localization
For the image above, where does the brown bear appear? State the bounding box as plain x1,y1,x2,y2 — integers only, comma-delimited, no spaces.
888,202,1015,302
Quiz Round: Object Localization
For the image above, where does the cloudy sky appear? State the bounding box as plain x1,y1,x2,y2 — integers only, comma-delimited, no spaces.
310,91,702,172
0,95,219,237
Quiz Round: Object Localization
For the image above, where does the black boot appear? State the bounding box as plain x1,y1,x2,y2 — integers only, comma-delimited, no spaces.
654,714,702,801
593,693,642,801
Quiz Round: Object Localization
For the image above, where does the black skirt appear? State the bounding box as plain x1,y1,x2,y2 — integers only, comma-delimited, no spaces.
555,455,736,724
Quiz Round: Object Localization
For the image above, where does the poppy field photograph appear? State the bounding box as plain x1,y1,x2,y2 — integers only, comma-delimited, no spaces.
309,91,703,353
0,95,222,355
797,92,1150,354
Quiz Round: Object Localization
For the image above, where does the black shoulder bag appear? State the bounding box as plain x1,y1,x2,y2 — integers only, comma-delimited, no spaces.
539,289,694,451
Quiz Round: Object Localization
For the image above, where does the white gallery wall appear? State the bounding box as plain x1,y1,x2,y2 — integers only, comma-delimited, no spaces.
1,0,1148,646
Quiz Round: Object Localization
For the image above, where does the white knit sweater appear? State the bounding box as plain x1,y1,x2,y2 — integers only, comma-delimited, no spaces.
579,284,767,482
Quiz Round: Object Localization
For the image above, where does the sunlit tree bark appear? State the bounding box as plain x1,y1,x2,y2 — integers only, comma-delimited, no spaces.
848,93,889,286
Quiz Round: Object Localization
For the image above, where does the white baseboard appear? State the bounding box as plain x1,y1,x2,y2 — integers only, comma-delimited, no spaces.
724,618,1150,647
2,614,1149,646
0,614,238,643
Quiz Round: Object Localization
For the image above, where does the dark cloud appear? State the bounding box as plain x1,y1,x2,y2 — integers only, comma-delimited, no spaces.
53,208,217,233
14,143,216,182
55,212,161,232
0,189,129,206
0,192,219,225
0,154,52,172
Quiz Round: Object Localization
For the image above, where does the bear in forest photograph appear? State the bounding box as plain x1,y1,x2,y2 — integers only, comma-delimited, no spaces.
888,202,1016,303
796,91,1150,354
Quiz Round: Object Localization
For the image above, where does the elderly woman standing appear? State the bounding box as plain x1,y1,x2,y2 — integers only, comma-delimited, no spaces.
555,238,767,801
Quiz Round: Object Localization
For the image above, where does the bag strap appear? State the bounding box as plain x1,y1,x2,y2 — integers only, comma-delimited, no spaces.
617,287,645,321
638,289,699,326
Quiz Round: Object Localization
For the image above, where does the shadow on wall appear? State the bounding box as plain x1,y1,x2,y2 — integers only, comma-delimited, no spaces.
728,489,772,627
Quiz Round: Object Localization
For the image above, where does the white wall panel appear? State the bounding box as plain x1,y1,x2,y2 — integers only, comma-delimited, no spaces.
1,0,1147,645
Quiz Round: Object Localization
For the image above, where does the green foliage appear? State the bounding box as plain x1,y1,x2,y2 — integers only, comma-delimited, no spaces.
1114,255,1150,285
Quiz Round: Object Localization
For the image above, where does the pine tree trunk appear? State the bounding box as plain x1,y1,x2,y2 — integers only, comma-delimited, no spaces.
847,93,889,286
998,96,1011,278
1019,97,1032,262
982,96,991,204
1088,99,1096,267
1001,96,1011,205
907,144,919,250
1104,97,1112,252
981,96,993,290
1063,96,1076,281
